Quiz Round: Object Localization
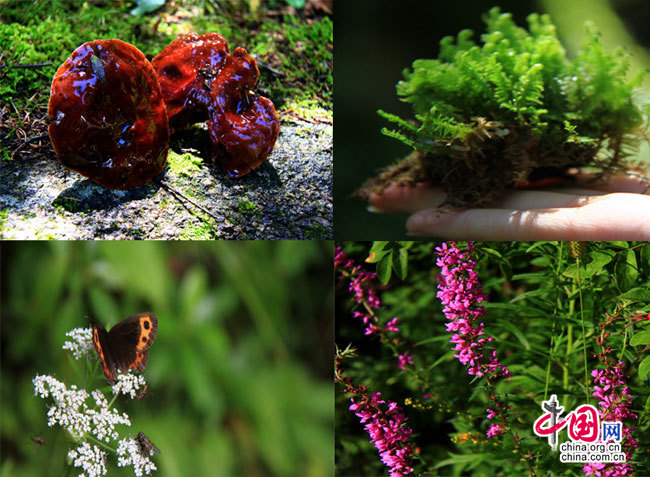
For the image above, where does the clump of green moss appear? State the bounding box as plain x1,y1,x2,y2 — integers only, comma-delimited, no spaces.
360,7,649,207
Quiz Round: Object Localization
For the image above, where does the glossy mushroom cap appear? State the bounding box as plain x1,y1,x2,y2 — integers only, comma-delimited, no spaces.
48,39,169,190
208,95,280,178
207,48,279,178
152,33,229,132
153,36,280,178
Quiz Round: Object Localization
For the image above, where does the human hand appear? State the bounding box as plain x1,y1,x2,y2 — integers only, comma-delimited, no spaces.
368,174,650,240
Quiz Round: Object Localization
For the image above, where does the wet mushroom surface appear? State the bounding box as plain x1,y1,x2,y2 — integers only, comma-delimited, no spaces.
152,32,229,132
48,39,169,190
153,35,280,178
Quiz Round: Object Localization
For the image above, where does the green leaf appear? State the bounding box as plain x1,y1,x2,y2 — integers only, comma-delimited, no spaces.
630,330,650,346
376,253,392,284
641,243,650,274
286,0,306,9
495,319,530,350
618,287,650,301
369,241,390,253
639,355,650,379
392,246,408,280
366,242,390,263
479,247,503,258
616,249,638,290
563,250,614,278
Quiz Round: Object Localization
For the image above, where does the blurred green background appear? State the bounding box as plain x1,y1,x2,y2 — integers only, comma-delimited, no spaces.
0,241,333,477
334,0,650,240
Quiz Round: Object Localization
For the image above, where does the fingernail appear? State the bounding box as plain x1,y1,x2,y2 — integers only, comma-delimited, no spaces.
366,205,384,214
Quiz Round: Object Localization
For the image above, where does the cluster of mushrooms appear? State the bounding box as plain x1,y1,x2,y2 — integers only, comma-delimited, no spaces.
47,34,280,189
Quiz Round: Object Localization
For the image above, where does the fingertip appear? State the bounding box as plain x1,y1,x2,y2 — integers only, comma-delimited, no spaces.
406,209,457,236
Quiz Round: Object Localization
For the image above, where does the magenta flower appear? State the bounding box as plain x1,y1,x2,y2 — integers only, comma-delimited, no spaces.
397,353,414,371
335,246,403,336
582,361,638,477
349,390,414,476
434,242,510,379
386,317,400,332
584,313,640,477
486,424,505,438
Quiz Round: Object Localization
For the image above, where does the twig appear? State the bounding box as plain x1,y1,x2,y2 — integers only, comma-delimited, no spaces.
256,60,285,77
24,134,49,144
0,62,52,69
10,133,50,159
157,179,221,222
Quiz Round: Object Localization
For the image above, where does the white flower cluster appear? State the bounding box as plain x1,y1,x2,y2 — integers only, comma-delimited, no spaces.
33,375,131,443
35,326,159,476
62,327,95,360
117,438,158,477
112,373,147,400
67,442,107,477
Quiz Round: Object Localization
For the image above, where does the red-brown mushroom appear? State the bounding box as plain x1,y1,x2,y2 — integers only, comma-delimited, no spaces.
152,33,229,132
48,39,169,190
207,95,280,178
207,48,279,178
152,35,280,178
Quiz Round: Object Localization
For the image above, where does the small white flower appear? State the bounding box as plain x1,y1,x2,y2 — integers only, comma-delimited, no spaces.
112,373,147,400
33,375,131,443
67,442,107,477
117,438,158,477
62,327,94,360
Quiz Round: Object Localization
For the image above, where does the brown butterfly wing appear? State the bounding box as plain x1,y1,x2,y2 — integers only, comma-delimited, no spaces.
107,313,158,374
91,323,118,384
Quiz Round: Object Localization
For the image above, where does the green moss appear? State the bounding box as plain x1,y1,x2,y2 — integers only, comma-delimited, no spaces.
236,199,261,218
1,2,330,119
304,221,329,240
167,150,203,178
191,14,333,111
52,196,81,213
284,100,332,122
180,218,216,240
0,209,8,237
366,7,649,207
0,1,174,108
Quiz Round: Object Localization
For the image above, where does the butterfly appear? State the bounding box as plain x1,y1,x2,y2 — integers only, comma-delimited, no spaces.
91,313,158,385
136,432,160,457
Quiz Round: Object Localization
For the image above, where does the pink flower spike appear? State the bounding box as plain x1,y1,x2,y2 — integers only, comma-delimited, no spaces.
435,242,510,380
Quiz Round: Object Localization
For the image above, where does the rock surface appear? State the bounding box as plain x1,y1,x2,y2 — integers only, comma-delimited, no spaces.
0,118,332,240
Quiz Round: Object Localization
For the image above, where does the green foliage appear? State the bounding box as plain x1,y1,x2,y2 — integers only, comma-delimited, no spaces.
1,242,333,477
380,7,647,167
364,241,411,284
